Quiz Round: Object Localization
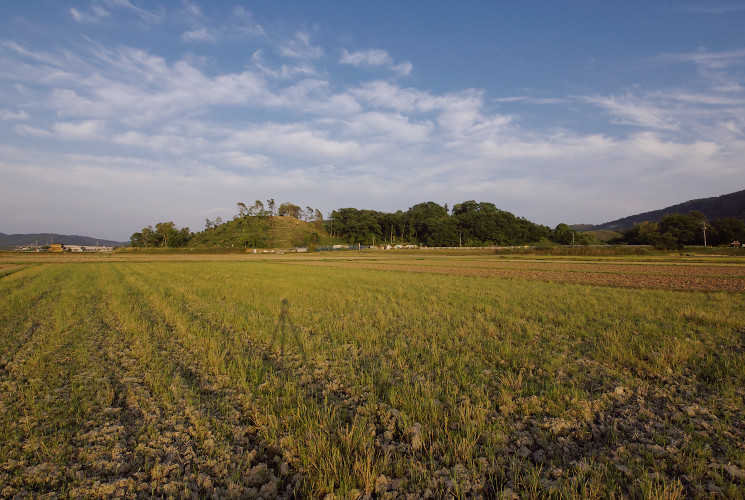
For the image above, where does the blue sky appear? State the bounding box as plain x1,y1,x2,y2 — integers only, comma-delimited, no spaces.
1,1,744,241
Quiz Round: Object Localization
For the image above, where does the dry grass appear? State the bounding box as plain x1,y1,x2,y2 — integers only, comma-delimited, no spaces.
0,253,743,497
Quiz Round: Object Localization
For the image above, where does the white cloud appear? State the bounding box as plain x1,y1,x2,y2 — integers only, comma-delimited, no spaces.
279,33,324,59
232,10,265,37
212,151,274,170
343,112,434,143
180,14,264,43
223,123,371,164
0,109,28,120
580,46,745,144
103,0,160,23
392,62,413,77
350,81,440,113
340,49,412,76
340,49,392,67
181,27,215,42
581,92,679,131
15,124,52,137
53,120,106,140
112,130,204,155
658,48,745,71
182,2,202,17
70,0,160,24
70,5,110,24
682,5,745,15
26,45,270,126
713,82,743,92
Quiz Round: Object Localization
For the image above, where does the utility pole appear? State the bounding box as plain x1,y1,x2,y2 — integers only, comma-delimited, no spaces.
702,222,707,247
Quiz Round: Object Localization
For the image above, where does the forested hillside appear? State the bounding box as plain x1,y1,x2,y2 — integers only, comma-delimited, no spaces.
593,189,745,231
612,211,745,249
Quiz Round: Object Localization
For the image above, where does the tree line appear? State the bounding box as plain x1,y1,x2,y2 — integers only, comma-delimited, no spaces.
329,201,589,246
130,200,745,249
612,211,745,249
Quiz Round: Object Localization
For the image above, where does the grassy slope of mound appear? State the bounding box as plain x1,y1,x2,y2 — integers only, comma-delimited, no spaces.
188,216,342,249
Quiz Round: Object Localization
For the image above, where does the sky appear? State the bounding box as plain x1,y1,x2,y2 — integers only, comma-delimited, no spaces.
1,1,744,241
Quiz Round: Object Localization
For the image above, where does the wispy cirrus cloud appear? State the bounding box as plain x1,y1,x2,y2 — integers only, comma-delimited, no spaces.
181,27,214,42
580,92,680,131
180,8,265,43
104,0,160,23
658,47,745,70
70,4,110,24
578,47,745,142
71,0,160,24
340,49,412,76
279,33,324,60
0,109,28,120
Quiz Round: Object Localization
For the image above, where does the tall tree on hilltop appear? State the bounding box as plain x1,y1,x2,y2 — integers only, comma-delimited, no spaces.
278,202,302,219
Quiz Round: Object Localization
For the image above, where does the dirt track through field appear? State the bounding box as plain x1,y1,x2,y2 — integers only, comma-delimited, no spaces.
292,260,745,291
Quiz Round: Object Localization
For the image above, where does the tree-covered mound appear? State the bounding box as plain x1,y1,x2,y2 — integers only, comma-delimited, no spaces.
129,199,593,249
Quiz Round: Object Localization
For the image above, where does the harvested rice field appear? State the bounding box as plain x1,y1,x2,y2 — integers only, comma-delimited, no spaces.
0,252,743,498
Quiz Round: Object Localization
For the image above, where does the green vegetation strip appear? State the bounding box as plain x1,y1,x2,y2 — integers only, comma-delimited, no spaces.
1,261,744,498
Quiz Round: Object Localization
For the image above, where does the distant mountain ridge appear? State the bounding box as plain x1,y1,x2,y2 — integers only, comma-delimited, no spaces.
0,233,128,248
591,189,745,231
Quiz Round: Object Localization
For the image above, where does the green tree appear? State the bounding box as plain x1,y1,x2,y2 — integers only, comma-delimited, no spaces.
551,224,589,245
407,202,448,241
452,201,500,245
655,211,708,246
130,222,190,248
330,208,383,244
278,202,302,218
649,231,682,250
129,231,146,247
249,201,265,216
423,216,459,246
710,217,745,245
